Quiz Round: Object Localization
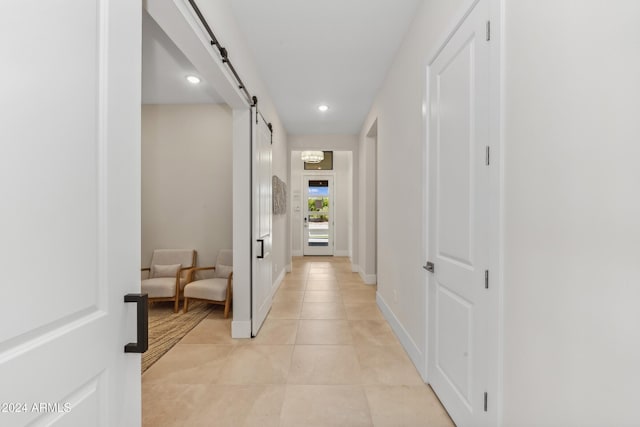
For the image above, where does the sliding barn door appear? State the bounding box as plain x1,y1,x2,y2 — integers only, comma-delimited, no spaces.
0,1,141,425
251,108,273,336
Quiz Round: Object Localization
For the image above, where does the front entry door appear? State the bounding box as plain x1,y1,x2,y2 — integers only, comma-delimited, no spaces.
303,176,334,256
251,108,273,336
426,1,493,426
0,1,141,426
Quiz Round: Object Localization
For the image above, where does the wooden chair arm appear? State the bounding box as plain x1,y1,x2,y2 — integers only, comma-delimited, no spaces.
179,266,191,280
189,266,216,272
186,266,216,282
142,267,187,280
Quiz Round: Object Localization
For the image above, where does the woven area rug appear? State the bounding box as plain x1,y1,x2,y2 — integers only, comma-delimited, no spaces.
142,301,214,373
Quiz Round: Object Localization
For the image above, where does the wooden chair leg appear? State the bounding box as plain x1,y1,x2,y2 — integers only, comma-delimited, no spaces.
173,296,179,313
183,297,189,313
223,298,230,318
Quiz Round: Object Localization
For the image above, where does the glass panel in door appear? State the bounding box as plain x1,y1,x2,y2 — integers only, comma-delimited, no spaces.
304,178,333,255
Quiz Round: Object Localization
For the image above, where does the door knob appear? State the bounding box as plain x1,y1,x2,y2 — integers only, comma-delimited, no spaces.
423,261,435,273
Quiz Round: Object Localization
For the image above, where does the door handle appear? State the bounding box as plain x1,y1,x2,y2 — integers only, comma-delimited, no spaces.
423,261,435,273
256,239,264,259
124,293,148,353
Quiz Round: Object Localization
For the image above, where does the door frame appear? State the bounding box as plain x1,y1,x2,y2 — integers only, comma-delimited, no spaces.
302,174,336,256
363,120,378,284
421,0,502,424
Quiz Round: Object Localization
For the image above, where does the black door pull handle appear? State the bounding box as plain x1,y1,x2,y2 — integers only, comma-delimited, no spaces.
124,293,148,353
256,239,265,259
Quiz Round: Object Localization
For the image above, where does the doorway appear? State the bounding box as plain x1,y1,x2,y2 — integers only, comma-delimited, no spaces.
290,151,352,259
145,0,268,341
303,176,335,256
357,120,378,284
140,11,236,376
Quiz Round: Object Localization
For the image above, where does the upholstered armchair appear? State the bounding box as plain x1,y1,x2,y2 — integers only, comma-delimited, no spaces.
183,249,233,318
141,249,197,313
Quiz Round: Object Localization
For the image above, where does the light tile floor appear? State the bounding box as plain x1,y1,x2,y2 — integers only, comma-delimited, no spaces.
143,257,455,427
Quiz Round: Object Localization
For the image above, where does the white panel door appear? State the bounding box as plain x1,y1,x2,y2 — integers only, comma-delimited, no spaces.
303,176,334,256
0,1,141,426
251,109,273,336
427,1,491,426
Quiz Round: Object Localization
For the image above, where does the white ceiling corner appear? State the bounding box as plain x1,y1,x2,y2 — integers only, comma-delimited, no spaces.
142,10,225,105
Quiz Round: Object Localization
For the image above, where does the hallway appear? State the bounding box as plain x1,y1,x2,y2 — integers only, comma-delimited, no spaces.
142,257,454,426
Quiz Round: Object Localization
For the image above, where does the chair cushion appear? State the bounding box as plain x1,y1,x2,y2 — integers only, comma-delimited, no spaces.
216,249,233,266
151,263,181,278
213,264,233,279
184,278,227,301
150,249,195,269
142,278,177,298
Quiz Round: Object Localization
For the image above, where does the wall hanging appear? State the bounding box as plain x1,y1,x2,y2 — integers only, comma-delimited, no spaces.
272,175,287,215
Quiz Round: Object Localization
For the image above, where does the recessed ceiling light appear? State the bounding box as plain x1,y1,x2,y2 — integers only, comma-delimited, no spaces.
186,75,201,84
318,104,329,112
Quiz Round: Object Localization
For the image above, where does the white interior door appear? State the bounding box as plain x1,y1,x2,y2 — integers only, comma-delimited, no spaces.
0,1,141,426
426,1,492,426
251,109,273,336
303,176,334,256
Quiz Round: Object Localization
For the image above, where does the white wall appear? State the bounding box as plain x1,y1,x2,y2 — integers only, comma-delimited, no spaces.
290,151,352,257
289,134,358,152
358,0,469,377
502,2,640,426
337,151,353,258
361,0,640,425
142,104,232,267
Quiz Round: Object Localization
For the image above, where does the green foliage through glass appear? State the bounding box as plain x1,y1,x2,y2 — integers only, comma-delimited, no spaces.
308,197,329,222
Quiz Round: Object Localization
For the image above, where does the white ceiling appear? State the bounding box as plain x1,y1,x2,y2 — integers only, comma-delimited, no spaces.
141,2,422,131
142,10,225,105
231,0,422,135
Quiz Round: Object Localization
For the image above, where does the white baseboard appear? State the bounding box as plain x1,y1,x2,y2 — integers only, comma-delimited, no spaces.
293,250,351,257
359,268,377,285
272,268,286,296
377,293,426,381
231,269,286,340
285,263,292,273
351,263,359,273
231,320,251,338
